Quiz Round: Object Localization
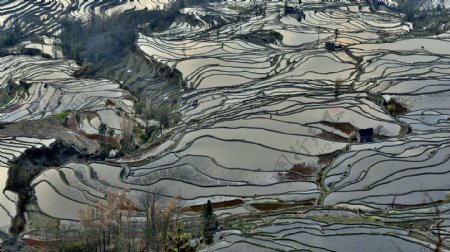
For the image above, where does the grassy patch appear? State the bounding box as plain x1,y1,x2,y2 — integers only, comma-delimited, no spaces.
49,111,70,120
312,214,381,225
58,240,95,252
49,111,70,125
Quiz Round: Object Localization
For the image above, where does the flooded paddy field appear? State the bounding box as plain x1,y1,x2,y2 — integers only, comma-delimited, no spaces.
0,0,170,35
1,0,450,250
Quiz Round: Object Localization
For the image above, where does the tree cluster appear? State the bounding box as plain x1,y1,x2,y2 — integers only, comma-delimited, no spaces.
59,6,181,75
0,17,23,55
76,191,138,251
97,122,117,157
134,100,181,144
57,190,198,252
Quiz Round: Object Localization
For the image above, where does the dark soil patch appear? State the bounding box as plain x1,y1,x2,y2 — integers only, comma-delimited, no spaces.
105,99,116,107
317,131,348,141
384,99,409,116
318,151,343,166
5,103,27,113
123,94,135,101
322,122,356,135
251,199,316,211
187,200,244,213
291,164,317,176
278,150,342,182
234,30,283,46
24,238,51,250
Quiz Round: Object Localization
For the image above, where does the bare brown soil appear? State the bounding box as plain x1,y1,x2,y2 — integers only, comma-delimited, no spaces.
187,199,244,213
251,199,316,211
385,99,409,116
322,122,356,135
317,131,348,141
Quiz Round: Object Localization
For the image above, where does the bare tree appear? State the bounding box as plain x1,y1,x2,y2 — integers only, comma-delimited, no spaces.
139,187,166,251
79,190,138,251
140,190,178,251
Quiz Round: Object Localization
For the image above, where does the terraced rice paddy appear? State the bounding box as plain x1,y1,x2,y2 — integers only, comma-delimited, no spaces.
201,214,439,251
0,56,135,136
0,0,171,36
0,137,55,228
1,0,450,250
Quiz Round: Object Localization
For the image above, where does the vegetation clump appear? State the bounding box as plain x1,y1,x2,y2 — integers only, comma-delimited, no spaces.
49,111,70,125
59,0,215,76
334,78,343,95
135,100,181,143
235,30,283,46
385,99,409,116
388,0,449,35
396,0,420,21
0,80,31,109
0,18,23,55
201,200,217,245
33,191,201,251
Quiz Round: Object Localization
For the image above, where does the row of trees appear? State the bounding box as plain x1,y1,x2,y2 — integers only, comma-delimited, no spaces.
393,0,447,22
98,123,114,149
55,190,216,251
97,117,136,157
